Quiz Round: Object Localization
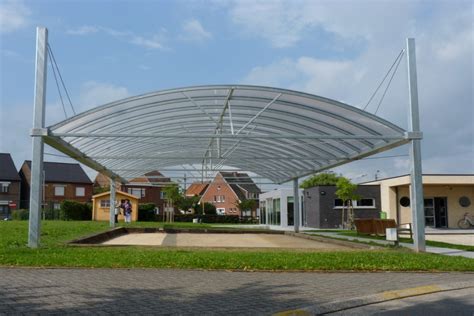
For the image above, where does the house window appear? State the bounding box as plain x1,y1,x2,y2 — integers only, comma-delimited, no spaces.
160,191,166,199
334,198,375,209
128,188,145,198
0,182,10,193
214,195,225,203
54,185,65,196
242,210,252,217
53,203,61,210
216,208,225,215
100,199,110,208
75,187,85,197
358,198,375,207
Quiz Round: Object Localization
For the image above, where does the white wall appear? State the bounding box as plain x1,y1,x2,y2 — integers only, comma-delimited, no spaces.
259,188,303,227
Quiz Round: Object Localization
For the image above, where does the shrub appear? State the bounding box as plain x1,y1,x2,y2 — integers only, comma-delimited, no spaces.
138,203,157,221
173,214,240,223
60,200,92,221
194,202,217,215
11,209,29,220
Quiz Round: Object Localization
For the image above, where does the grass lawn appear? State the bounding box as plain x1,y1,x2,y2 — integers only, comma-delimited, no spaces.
0,221,472,271
336,231,474,252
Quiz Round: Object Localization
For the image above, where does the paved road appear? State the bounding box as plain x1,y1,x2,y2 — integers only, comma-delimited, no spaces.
330,287,474,315
0,268,472,315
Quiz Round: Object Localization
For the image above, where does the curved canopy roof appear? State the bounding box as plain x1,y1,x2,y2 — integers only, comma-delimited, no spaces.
44,85,410,184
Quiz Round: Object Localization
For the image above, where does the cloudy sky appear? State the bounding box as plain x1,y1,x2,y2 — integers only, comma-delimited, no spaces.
0,0,472,188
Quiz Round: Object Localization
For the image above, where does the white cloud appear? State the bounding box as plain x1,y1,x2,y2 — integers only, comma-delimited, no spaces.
228,0,418,48
66,25,166,50
130,35,164,49
239,1,474,175
243,57,356,102
66,25,99,35
0,0,31,33
180,19,212,41
79,81,130,109
0,81,130,177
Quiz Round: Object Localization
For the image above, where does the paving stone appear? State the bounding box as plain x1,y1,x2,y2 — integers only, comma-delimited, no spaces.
1,268,473,315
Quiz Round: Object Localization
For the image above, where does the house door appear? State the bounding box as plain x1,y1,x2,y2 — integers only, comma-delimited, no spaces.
434,197,448,228
0,204,9,219
287,197,294,226
425,197,449,228
424,198,435,228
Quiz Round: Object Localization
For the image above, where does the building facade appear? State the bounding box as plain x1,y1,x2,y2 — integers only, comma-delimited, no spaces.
94,171,170,212
0,153,21,219
200,172,261,217
363,174,474,229
259,188,304,227
19,160,93,210
303,185,381,229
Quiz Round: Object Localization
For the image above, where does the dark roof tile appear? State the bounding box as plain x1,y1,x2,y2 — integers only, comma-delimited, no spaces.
25,160,92,184
0,153,20,181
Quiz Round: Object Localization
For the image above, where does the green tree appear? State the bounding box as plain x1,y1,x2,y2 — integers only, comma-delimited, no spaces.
235,199,257,217
162,184,182,207
300,172,341,189
335,177,360,229
177,195,200,214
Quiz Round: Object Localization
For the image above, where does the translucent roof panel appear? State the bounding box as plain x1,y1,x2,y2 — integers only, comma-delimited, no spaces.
45,85,409,183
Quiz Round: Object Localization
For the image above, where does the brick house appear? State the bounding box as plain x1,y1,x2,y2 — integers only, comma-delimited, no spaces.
19,160,93,210
185,182,210,198
0,153,21,219
200,172,261,217
94,171,170,212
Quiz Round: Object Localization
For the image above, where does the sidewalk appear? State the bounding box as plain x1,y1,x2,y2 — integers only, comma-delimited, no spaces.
310,232,474,259
2,268,473,315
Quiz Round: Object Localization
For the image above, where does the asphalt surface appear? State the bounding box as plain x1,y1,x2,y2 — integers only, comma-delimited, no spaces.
1,268,473,315
329,287,474,315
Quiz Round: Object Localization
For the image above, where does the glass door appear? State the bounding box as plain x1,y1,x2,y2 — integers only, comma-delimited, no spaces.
424,198,435,227
434,197,448,228
287,196,294,226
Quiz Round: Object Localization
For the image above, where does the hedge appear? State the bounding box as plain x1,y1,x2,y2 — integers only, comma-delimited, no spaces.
11,209,29,220
60,200,92,221
174,214,244,224
138,203,157,221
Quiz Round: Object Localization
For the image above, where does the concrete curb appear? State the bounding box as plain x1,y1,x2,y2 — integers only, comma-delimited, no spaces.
273,281,474,315
285,232,381,250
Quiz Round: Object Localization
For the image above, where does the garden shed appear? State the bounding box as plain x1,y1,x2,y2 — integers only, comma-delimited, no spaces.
92,191,138,222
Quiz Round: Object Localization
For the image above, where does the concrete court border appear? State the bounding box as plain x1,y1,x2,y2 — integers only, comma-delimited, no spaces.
68,227,376,250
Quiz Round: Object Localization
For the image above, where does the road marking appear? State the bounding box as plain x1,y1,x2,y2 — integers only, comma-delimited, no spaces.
273,309,312,316
381,284,442,300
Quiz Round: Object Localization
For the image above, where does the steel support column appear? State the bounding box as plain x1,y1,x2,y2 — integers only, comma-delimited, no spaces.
28,27,48,248
293,178,300,233
407,38,425,252
109,178,116,228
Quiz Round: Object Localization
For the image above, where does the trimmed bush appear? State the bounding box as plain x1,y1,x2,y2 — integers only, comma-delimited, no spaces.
174,214,240,223
60,200,92,221
138,203,157,221
194,202,217,215
11,209,29,220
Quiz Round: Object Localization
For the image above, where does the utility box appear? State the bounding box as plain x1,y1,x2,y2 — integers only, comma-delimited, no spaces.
386,228,398,241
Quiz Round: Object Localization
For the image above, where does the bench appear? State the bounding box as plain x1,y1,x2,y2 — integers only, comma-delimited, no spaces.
354,219,412,239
